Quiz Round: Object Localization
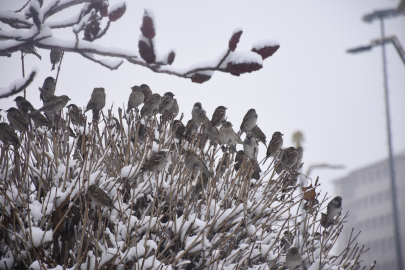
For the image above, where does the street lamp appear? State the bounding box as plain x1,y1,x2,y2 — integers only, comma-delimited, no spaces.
347,8,404,270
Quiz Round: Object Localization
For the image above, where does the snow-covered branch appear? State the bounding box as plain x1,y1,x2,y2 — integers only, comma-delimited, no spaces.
0,69,37,99
0,1,280,82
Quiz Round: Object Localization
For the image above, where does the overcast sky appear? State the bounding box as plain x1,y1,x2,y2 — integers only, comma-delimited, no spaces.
0,0,404,200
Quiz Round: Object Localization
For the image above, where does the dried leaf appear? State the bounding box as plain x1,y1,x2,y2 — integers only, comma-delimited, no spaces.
109,2,126,22
302,184,316,201
252,45,280,60
167,51,175,65
190,73,211,84
226,62,262,76
138,40,155,63
229,30,243,52
140,12,156,39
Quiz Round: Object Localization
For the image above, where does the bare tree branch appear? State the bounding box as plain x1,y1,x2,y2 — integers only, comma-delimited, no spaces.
0,70,37,99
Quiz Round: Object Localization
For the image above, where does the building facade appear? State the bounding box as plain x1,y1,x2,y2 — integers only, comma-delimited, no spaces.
334,152,405,270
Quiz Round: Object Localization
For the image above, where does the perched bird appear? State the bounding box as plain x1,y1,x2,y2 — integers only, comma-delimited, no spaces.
195,110,213,138
184,150,214,177
219,121,242,146
20,44,41,60
327,196,342,220
285,247,302,269
134,151,168,178
88,184,118,211
38,95,71,114
210,106,227,127
67,104,84,126
131,123,160,144
263,132,284,164
140,93,161,118
140,84,152,102
191,102,205,126
243,134,258,161
320,213,333,229
85,88,106,120
172,120,185,143
295,146,303,167
239,109,257,135
30,110,51,128
6,108,29,131
185,119,196,141
210,126,219,145
0,123,20,147
252,125,266,146
163,98,179,120
281,147,299,169
39,77,56,101
280,230,294,250
234,150,245,171
158,92,175,114
14,96,35,122
50,50,62,71
216,152,229,175
274,161,284,175
127,86,145,113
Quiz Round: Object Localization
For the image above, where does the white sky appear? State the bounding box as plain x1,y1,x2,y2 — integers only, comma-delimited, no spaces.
0,0,404,201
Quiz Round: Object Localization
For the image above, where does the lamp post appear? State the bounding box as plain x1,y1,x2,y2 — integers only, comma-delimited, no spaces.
347,8,404,270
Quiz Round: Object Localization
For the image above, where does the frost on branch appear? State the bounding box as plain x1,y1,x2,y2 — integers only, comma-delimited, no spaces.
0,1,280,84
0,69,37,98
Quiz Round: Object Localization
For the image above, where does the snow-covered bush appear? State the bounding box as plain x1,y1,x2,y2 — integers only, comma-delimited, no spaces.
0,106,376,270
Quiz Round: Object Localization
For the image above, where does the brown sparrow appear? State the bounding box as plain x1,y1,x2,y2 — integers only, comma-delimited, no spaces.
234,150,245,171
30,110,51,128
38,95,71,114
172,120,185,143
281,147,299,169
0,123,20,148
239,108,257,135
21,44,41,60
163,98,179,120
263,132,283,164
184,150,214,177
185,119,196,141
140,93,161,118
85,88,106,120
285,247,302,269
50,50,62,71
219,121,242,146
243,134,258,161
140,84,152,102
67,104,84,126
252,125,266,146
320,213,333,229
6,107,29,131
134,150,168,178
191,102,206,126
127,86,145,113
88,184,118,211
39,77,56,101
210,106,227,127
327,196,342,220
196,110,213,138
131,123,160,144
158,92,175,114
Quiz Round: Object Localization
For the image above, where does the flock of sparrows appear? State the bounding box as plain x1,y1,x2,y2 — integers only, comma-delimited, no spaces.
0,76,343,270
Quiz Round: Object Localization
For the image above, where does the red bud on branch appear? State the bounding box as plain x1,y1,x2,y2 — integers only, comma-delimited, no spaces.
191,73,211,84
138,40,155,63
226,62,262,76
252,45,280,60
109,2,126,22
141,11,156,39
229,30,243,52
100,2,109,17
167,51,175,65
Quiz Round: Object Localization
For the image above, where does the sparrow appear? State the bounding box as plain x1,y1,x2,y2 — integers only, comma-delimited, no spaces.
0,123,20,147
295,146,303,167
195,110,213,138
131,123,160,144
140,84,152,102
243,134,258,161
327,196,342,220
191,102,206,126
30,110,51,128
158,92,175,114
134,150,168,178
281,147,299,169
38,95,71,114
85,88,106,120
172,120,185,143
239,109,257,135
6,108,29,131
140,93,161,118
280,230,294,250
234,150,245,171
184,150,214,177
252,125,266,146
185,119,196,141
67,104,84,126
20,44,41,60
287,171,299,187
88,184,118,211
285,247,302,269
274,161,284,175
39,77,56,101
210,126,219,145
219,121,242,146
320,213,333,229
50,50,62,71
127,86,145,113
263,132,283,164
210,106,227,127
303,199,319,215
163,98,179,120
14,96,35,121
